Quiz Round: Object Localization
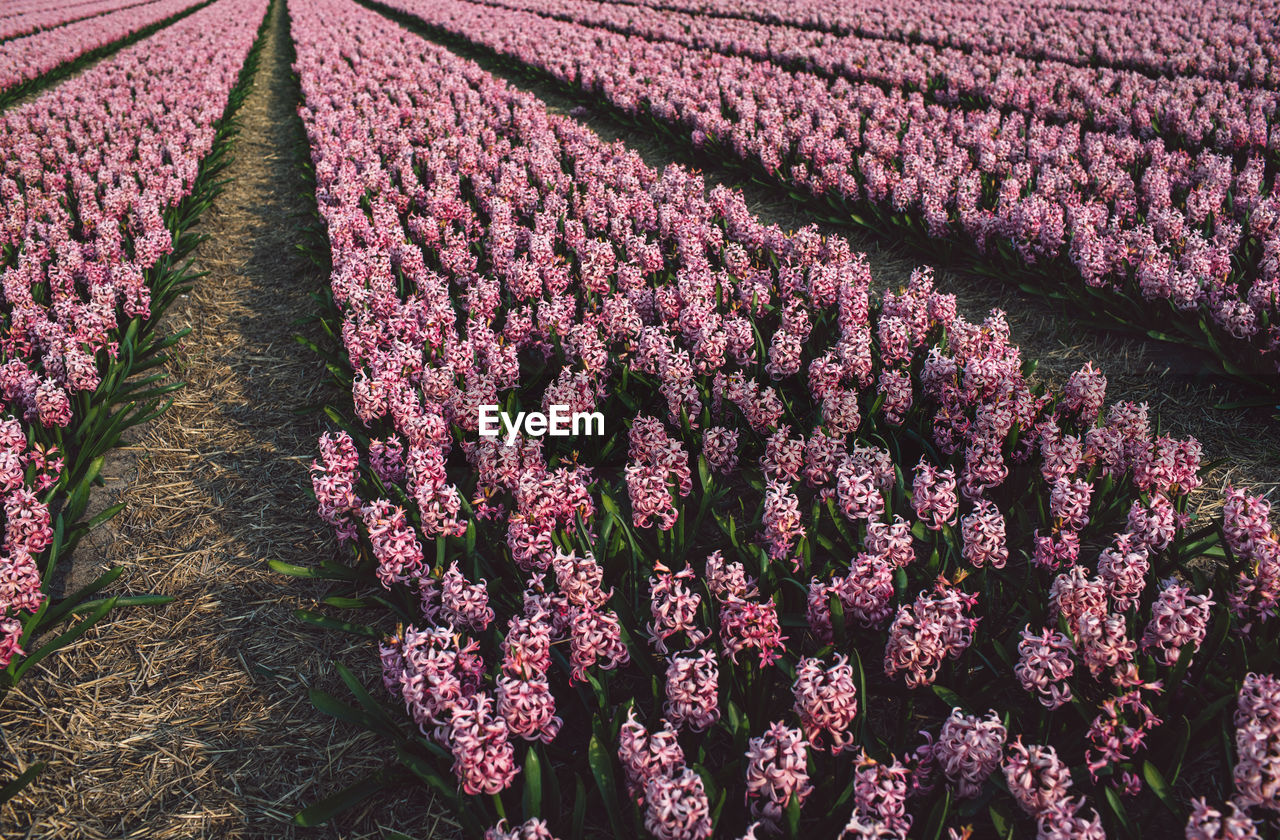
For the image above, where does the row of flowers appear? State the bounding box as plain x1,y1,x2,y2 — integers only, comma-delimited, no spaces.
291,0,1280,837
0,0,166,42
464,0,1279,159
372,0,1280,386
0,0,269,799
0,0,206,97
558,0,1280,90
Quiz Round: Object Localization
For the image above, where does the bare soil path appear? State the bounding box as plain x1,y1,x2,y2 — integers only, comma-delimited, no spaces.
0,2,451,837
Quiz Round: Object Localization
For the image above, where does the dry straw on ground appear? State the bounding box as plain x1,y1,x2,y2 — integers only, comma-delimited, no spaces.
0,3,454,837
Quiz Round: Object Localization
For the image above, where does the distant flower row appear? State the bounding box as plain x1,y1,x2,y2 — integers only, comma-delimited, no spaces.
0,0,166,43
467,0,1278,158
383,0,1280,383
294,0,1280,837
565,0,1280,89
0,0,267,664
0,0,205,96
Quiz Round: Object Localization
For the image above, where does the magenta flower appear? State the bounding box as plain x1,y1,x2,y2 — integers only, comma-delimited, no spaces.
644,767,713,840
885,583,979,688
719,592,786,667
1015,626,1076,710
360,499,425,588
841,752,912,839
744,721,812,828
1141,579,1214,667
960,500,1007,569
792,655,859,753
442,692,520,796
665,649,720,732
618,709,685,802
648,561,708,654
1234,672,1280,812
931,708,1006,798
912,459,959,530
1004,738,1072,816
485,818,560,840
1184,798,1261,839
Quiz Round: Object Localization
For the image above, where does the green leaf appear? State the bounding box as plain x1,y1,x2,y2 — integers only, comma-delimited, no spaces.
70,594,174,613
572,774,588,839
294,609,379,638
785,789,802,837
1142,760,1179,817
320,596,372,609
0,763,44,806
334,662,401,733
523,747,543,820
932,684,965,712
988,804,1015,839
268,558,358,581
1169,716,1192,785
308,688,394,739
922,788,952,840
85,502,127,530
293,772,390,826
588,734,624,837
13,596,118,682
35,565,125,629
1104,786,1132,837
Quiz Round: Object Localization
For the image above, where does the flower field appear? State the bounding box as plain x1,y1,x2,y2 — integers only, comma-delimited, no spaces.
1,0,1279,837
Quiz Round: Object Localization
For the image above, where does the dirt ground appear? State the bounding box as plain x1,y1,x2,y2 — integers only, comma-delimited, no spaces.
0,3,454,837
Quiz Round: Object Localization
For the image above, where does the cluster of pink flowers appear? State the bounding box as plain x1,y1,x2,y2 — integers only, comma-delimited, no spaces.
516,0,1280,88
291,0,1280,837
1,0,267,428
1184,799,1260,840
841,752,912,839
1140,578,1214,666
1003,739,1073,818
744,721,812,828
0,0,267,668
1003,739,1108,838
925,709,1006,798
387,0,1280,376
1226,488,1280,628
627,415,693,530
618,711,712,840
0,0,209,95
1233,672,1280,813
0,0,165,42
485,818,560,840
0,417,61,663
910,459,958,531
791,655,859,753
883,582,978,688
1084,686,1164,780
473,0,1280,159
1014,626,1076,710
664,649,719,732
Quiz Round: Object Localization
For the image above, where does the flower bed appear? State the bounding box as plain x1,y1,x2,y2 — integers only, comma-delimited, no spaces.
0,0,270,797
534,0,1280,90
0,0,175,42
462,0,1279,160
0,0,209,99
371,0,1280,388
289,0,1280,837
